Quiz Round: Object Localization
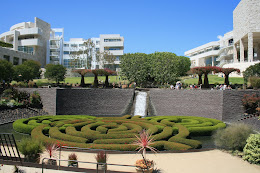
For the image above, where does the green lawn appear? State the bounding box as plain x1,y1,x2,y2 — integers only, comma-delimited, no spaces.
181,75,244,85
34,76,129,85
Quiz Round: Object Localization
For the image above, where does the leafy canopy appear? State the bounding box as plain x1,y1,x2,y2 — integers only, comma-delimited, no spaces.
120,52,190,87
44,64,66,84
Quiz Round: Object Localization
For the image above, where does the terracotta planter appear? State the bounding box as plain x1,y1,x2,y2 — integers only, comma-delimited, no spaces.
136,167,154,173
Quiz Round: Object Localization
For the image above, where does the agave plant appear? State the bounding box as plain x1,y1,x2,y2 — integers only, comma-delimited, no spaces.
132,129,157,160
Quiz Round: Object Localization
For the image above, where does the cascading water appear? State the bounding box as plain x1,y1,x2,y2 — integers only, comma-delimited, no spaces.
133,91,147,117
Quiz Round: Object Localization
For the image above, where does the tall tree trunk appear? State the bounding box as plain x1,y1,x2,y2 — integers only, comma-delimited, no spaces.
94,74,98,88
204,73,209,88
80,74,85,87
198,74,202,85
105,75,109,88
225,74,229,85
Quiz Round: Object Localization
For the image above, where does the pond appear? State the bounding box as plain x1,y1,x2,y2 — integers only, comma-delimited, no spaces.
0,123,30,142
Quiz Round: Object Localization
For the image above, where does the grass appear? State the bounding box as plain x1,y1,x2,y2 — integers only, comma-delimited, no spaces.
181,75,244,85
33,76,129,85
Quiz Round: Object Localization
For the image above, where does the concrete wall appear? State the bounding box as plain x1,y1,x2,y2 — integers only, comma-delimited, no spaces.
149,89,260,122
149,89,223,120
56,89,134,116
233,0,260,42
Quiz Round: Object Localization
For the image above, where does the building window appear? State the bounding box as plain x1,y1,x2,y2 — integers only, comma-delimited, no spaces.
104,47,120,50
22,59,27,64
96,48,100,52
64,44,69,47
96,41,100,45
104,39,121,42
64,51,70,55
3,55,10,62
213,46,220,50
18,46,34,55
96,65,99,69
228,39,233,46
79,44,84,47
13,57,19,65
116,56,120,61
71,44,78,47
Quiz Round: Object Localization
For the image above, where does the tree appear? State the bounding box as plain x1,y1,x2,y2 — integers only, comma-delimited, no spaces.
120,53,152,87
96,50,116,69
190,67,203,85
221,68,240,85
72,69,91,87
120,52,191,87
243,63,260,83
45,64,66,84
14,60,41,82
190,66,221,88
103,69,116,87
0,59,14,85
92,69,105,88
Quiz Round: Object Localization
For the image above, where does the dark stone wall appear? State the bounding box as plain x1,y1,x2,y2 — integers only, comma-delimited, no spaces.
17,88,57,115
222,90,260,122
150,89,260,123
56,89,134,116
149,89,223,120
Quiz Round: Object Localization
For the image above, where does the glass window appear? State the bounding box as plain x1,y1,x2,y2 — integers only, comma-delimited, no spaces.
71,44,78,47
79,44,84,47
104,39,121,42
3,55,10,62
64,51,70,55
64,44,69,47
116,56,120,61
13,57,19,65
22,59,27,64
18,46,34,55
96,48,100,52
96,41,100,45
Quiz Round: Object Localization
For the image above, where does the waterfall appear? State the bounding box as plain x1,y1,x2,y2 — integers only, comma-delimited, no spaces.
133,91,148,117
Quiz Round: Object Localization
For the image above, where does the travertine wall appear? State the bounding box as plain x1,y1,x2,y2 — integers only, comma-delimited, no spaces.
233,0,260,43
34,17,51,67
0,46,38,65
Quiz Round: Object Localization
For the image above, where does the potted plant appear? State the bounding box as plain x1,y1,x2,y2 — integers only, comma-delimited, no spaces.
68,153,78,168
18,138,43,163
44,143,59,165
95,151,108,171
132,129,157,173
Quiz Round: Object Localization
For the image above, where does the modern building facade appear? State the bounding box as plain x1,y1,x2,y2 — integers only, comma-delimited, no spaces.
0,18,124,71
0,17,51,67
63,34,124,71
185,0,260,76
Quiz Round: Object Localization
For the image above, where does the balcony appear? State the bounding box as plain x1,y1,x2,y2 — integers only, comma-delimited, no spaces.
108,50,124,56
50,52,60,56
190,50,219,60
18,38,43,47
218,60,233,67
102,41,124,47
19,28,42,36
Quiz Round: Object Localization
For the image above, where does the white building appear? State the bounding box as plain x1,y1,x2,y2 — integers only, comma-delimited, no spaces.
185,0,260,76
63,34,124,71
0,17,51,67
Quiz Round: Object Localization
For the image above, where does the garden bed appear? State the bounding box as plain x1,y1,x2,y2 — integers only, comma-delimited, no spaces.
12,115,226,151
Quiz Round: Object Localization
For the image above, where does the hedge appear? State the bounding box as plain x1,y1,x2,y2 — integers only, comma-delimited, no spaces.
16,115,226,151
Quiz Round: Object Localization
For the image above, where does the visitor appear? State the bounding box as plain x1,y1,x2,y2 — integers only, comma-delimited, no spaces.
170,84,174,89
223,84,227,90
227,85,232,90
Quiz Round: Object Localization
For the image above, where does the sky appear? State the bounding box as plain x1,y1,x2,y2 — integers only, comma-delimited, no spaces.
0,0,241,56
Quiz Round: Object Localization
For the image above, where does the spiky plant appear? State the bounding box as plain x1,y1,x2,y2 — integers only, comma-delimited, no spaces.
45,143,59,159
132,129,157,160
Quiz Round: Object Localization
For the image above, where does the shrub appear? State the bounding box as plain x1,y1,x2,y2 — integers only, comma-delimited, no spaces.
213,123,254,151
18,138,43,163
243,134,260,164
95,151,108,163
242,94,260,114
30,91,42,108
249,76,260,89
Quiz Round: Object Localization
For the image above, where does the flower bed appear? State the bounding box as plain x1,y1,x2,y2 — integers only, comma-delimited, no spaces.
13,115,226,151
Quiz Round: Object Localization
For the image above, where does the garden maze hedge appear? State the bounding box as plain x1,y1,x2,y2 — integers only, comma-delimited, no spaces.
13,115,226,151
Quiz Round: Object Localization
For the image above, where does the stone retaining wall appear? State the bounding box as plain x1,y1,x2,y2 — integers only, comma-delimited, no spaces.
149,89,260,122
56,89,135,116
